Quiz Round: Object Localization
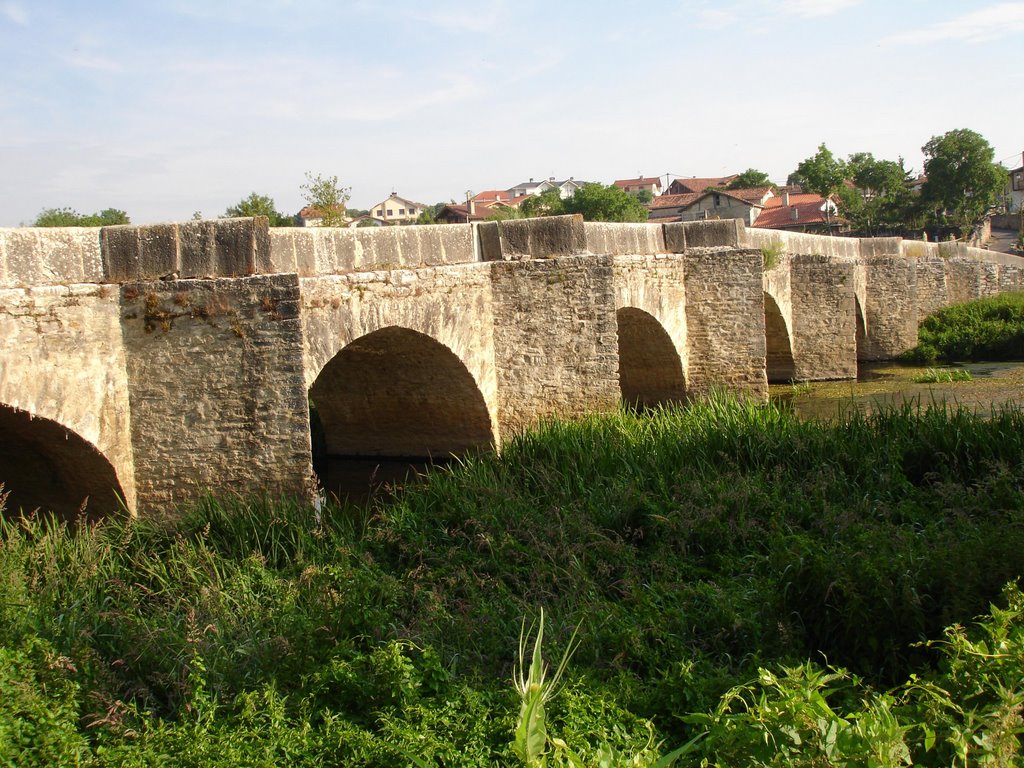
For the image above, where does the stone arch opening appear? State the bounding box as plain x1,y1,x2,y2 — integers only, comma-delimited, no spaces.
309,326,494,498
0,404,125,524
615,307,686,408
764,292,796,383
855,297,868,364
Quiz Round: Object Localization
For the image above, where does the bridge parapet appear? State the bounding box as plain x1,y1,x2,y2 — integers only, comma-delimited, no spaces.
0,227,103,288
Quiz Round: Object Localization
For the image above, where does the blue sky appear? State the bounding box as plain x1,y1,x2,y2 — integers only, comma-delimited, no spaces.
1,0,1022,225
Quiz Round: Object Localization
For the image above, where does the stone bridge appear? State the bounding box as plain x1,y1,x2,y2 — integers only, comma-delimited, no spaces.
2,216,1022,519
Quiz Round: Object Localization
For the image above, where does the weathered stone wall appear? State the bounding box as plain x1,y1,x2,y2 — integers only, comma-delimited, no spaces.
300,263,499,450
683,248,767,398
790,254,859,380
269,223,477,276
0,228,104,288
120,274,311,513
489,256,620,435
859,239,918,360
0,283,135,514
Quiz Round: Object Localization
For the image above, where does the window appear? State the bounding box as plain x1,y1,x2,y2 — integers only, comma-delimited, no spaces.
408,208,416,215
376,209,383,216
1014,172,1023,192
387,209,393,216
713,194,721,207
399,208,405,215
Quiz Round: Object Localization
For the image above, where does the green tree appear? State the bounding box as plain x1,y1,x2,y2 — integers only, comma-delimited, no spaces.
788,144,847,196
842,154,918,235
921,128,1007,234
562,183,648,222
33,207,130,227
416,203,446,225
636,188,654,204
300,172,351,227
519,188,565,218
224,192,292,226
726,168,774,190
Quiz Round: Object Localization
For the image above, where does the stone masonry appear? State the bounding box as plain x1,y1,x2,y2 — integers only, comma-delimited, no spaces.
2,216,1023,518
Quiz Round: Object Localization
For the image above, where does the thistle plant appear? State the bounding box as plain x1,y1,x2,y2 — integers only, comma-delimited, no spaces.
512,608,580,766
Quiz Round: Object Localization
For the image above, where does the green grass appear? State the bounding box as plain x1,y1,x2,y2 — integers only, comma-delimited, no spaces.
901,291,1024,364
912,366,973,383
2,399,1024,765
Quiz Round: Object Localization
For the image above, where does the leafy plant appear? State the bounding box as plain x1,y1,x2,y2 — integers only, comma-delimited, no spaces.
912,367,973,383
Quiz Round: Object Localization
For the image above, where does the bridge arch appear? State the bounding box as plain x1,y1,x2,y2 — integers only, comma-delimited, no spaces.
764,292,796,383
615,307,687,408
0,403,126,523
309,326,495,463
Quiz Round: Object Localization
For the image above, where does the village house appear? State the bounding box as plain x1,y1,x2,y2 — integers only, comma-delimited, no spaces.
666,175,738,195
368,193,427,225
613,176,662,198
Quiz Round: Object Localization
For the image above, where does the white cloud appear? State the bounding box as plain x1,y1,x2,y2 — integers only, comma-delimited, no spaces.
886,2,1024,44
779,0,862,18
1,1,28,25
697,8,739,28
65,53,124,73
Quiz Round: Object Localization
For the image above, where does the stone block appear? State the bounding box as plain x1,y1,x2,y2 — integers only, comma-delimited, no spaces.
435,224,475,264
268,229,298,274
663,222,687,253
178,221,215,278
101,225,142,282
859,237,901,258
584,222,665,255
682,219,743,248
477,222,503,261
138,224,179,279
212,217,260,276
331,229,360,273
498,215,586,259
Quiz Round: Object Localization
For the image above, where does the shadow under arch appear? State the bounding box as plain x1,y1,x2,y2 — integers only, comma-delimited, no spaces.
764,292,796,383
615,307,686,408
309,326,495,497
0,403,126,524
855,296,868,363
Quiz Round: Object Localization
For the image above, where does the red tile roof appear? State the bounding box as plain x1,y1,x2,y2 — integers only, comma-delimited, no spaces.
648,193,700,210
754,199,836,229
669,175,738,194
762,193,821,208
721,186,774,204
614,177,662,189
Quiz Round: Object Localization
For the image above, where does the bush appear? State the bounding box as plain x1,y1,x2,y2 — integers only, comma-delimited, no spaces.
901,292,1024,362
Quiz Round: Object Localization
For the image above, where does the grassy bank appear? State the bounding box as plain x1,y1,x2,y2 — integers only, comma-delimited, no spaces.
3,399,1024,765
901,291,1024,363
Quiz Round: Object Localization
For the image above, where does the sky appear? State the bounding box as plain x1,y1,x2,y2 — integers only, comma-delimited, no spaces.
1,0,1022,226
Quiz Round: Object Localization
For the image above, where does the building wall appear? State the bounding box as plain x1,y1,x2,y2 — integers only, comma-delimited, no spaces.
680,196,757,226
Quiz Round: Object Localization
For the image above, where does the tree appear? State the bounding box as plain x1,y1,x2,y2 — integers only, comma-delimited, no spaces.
636,188,654,205
727,168,774,190
33,207,130,227
519,189,565,218
788,144,847,196
224,192,292,226
561,183,647,222
841,153,918,235
300,172,351,227
921,129,1007,234
416,203,446,225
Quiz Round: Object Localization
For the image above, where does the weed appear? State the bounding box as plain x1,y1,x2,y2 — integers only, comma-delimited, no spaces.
913,367,973,384
760,239,784,271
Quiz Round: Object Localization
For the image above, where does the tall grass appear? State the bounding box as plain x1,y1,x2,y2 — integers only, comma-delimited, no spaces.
2,398,1024,764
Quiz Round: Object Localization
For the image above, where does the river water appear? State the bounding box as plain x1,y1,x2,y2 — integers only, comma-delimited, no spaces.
770,361,1024,420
